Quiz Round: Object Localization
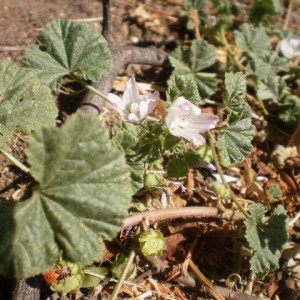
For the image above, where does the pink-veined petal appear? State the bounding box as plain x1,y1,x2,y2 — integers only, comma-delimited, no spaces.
165,97,219,145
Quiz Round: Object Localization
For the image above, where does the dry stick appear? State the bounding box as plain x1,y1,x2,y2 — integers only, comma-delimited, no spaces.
123,206,245,228
189,259,225,300
102,0,111,43
78,46,168,115
109,249,136,300
0,45,26,52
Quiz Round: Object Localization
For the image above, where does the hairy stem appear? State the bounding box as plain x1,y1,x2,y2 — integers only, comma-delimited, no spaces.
208,132,251,219
283,0,295,30
123,206,245,228
0,149,30,174
110,249,136,300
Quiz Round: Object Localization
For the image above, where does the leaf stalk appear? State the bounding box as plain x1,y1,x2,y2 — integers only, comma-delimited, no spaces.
208,131,251,219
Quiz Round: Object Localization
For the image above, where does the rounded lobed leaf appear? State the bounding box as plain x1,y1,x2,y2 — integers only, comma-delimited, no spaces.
23,19,113,90
0,112,132,277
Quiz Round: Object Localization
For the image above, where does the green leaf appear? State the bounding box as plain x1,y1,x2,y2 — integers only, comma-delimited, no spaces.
144,172,165,192
217,106,255,167
266,183,283,201
250,0,283,23
164,133,186,154
184,0,207,11
183,152,204,167
23,20,113,90
245,204,288,279
81,266,108,288
225,72,247,112
166,75,203,105
234,24,271,53
113,123,145,192
257,76,286,102
167,157,189,178
0,61,57,148
0,112,132,277
247,52,289,79
279,95,300,126
217,72,255,167
169,39,217,98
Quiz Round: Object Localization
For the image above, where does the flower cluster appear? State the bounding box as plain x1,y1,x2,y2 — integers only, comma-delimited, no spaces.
108,78,219,145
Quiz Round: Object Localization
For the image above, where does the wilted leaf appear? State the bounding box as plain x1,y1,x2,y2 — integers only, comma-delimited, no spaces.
245,204,288,279
0,112,132,277
23,19,113,90
0,61,57,148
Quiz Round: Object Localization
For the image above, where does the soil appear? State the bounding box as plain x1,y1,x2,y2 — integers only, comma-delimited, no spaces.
0,0,300,299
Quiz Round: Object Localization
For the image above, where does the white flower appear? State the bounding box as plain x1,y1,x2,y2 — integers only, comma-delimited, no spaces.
107,77,159,122
280,38,300,59
165,97,219,145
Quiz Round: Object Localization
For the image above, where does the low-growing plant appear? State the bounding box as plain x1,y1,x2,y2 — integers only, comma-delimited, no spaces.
0,0,298,297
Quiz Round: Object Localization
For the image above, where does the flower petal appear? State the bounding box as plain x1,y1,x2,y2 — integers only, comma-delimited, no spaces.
165,97,219,145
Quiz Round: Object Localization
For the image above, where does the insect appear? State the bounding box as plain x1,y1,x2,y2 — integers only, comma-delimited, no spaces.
43,267,72,284
119,226,135,245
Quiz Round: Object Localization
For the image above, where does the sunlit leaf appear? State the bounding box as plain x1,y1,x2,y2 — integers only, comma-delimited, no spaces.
247,52,289,79
169,39,217,98
0,61,57,148
257,76,286,102
245,204,288,279
166,75,203,105
23,20,113,90
0,112,132,277
234,24,271,53
217,72,255,167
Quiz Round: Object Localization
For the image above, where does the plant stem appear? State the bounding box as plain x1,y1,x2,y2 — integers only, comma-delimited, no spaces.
283,0,295,30
110,249,136,300
123,206,245,228
71,73,109,101
0,149,30,174
256,96,269,116
220,30,247,71
70,73,120,114
208,132,251,219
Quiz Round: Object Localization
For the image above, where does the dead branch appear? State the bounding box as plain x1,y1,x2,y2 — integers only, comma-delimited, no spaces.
78,45,168,115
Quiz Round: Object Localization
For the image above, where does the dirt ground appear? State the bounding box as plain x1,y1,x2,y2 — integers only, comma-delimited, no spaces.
0,0,300,299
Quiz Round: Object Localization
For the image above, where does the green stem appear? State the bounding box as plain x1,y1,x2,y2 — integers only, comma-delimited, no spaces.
283,0,294,30
208,132,251,219
71,73,109,101
110,249,136,300
257,96,269,116
0,149,30,174
220,30,246,71
70,73,120,114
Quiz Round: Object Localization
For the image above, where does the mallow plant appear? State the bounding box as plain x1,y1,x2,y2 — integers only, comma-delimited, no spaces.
0,17,289,287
